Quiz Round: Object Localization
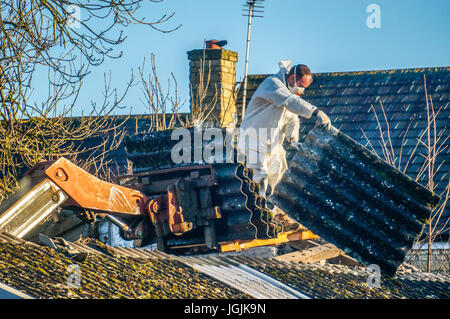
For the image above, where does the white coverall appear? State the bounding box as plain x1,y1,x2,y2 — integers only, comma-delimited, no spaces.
238,60,318,196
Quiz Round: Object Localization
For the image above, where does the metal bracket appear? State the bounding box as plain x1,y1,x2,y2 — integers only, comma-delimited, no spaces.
0,178,68,238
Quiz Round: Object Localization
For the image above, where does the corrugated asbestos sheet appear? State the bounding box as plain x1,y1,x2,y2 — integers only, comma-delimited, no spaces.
237,67,449,233
270,126,441,275
123,128,281,244
0,232,307,299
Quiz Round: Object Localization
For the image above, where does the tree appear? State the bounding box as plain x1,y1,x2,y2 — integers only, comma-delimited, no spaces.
362,77,449,273
0,0,180,200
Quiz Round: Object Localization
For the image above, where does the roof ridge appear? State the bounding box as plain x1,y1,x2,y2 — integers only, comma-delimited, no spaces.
312,66,450,77
246,66,450,80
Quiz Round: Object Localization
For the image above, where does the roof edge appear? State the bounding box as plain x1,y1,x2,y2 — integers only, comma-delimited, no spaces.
246,66,450,80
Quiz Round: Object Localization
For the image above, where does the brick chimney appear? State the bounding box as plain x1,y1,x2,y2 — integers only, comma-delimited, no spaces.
187,44,238,127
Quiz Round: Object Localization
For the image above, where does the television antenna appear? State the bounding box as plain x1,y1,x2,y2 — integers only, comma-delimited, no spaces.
241,0,265,120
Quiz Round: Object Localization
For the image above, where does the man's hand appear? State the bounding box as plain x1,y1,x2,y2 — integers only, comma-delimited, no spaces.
315,110,332,130
289,138,301,150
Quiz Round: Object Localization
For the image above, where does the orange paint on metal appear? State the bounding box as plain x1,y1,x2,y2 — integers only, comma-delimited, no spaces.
167,185,192,235
147,195,168,238
41,157,148,215
148,200,160,215
206,40,221,49
219,229,318,252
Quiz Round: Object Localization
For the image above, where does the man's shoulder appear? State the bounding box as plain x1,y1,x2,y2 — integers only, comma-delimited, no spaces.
257,74,285,91
264,73,283,84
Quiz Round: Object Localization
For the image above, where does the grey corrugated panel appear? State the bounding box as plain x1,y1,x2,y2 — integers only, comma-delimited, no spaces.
0,232,26,244
58,240,166,259
117,247,158,259
67,242,126,257
124,130,279,242
120,247,143,258
149,249,174,259
242,68,449,197
398,271,450,283
110,246,136,257
175,255,310,299
270,126,440,276
0,233,13,243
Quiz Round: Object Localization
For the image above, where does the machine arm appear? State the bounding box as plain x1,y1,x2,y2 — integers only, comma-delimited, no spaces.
0,157,150,238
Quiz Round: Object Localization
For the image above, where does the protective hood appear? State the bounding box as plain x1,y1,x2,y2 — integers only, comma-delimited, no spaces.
279,59,294,74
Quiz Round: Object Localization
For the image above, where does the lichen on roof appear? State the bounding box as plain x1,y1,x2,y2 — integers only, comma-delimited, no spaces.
0,242,250,299
230,256,450,299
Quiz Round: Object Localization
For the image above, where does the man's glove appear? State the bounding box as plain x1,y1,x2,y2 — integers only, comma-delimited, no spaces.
290,138,301,151
313,109,332,130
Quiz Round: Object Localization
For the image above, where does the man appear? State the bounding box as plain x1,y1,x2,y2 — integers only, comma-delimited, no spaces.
238,59,332,197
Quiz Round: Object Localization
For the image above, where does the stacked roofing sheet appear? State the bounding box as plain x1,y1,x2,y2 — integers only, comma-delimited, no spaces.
123,128,281,244
270,126,440,275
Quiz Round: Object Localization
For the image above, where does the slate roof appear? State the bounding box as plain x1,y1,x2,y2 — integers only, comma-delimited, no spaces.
237,67,450,235
0,232,449,299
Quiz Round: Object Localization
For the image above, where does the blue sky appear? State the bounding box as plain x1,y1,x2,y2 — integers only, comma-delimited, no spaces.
35,0,450,116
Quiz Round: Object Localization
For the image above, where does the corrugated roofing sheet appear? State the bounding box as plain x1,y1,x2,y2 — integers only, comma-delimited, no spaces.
238,67,449,233
59,237,311,299
270,126,440,275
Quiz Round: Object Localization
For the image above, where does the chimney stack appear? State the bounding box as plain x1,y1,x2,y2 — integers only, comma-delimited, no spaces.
187,42,238,127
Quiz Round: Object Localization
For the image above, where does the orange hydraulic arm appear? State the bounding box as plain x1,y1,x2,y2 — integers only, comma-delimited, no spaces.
26,157,150,216
0,157,158,238
0,157,198,242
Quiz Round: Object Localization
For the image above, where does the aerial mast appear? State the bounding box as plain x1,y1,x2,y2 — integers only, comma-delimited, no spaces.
241,0,265,120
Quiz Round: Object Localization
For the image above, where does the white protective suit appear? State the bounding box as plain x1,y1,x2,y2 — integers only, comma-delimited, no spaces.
238,60,318,196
